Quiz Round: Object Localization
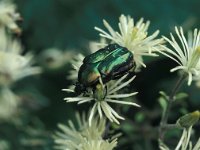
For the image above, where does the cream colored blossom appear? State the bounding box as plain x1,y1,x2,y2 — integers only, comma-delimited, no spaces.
160,27,200,85
53,113,117,150
159,111,200,150
88,38,107,53
39,48,75,71
68,53,85,81
63,74,140,126
0,88,19,121
0,28,41,87
0,1,21,34
0,139,9,150
95,14,163,70
159,127,200,150
78,139,117,150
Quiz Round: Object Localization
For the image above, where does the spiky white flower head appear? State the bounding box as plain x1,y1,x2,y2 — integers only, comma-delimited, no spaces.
53,112,117,150
166,127,200,150
0,1,21,34
38,48,75,71
159,111,200,150
160,27,200,86
0,139,9,150
88,38,107,53
95,14,164,70
68,53,85,81
0,88,19,121
194,77,200,88
175,127,194,150
63,74,140,126
78,139,117,150
159,126,200,150
0,28,41,87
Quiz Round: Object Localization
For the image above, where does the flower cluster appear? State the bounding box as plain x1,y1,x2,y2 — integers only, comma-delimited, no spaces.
0,28,41,120
175,127,200,150
159,111,200,150
0,0,21,34
53,113,117,150
38,48,76,71
60,13,200,150
0,28,41,87
0,88,19,121
95,14,164,70
0,1,41,121
159,126,200,150
68,53,85,81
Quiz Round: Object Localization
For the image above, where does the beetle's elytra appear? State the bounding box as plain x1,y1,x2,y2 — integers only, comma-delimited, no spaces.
75,44,135,94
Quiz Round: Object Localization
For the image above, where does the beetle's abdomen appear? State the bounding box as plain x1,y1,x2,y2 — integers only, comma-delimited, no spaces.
98,47,134,80
83,44,121,63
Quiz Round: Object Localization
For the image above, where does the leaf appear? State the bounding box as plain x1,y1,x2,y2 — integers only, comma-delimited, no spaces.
159,91,169,100
175,92,188,101
158,97,168,117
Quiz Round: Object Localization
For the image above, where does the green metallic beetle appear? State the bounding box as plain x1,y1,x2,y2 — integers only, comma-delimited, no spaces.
75,44,135,95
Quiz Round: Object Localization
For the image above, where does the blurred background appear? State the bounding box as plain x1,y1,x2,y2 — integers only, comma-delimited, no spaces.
0,0,200,149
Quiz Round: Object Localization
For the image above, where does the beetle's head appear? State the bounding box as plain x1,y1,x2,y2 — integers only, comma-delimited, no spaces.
74,82,86,95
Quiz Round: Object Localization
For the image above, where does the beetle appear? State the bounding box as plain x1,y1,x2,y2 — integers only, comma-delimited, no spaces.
74,43,135,95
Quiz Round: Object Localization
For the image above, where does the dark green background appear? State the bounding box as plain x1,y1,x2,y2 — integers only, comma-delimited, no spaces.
1,0,199,149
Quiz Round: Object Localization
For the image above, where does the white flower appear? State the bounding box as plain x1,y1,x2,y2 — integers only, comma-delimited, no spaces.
175,127,192,150
159,110,200,150
53,112,117,150
95,14,163,70
68,53,85,81
195,77,200,88
0,88,19,121
63,74,140,125
159,127,200,150
79,139,117,150
0,28,41,87
38,48,75,71
160,27,200,85
88,38,107,53
0,1,21,34
0,139,9,150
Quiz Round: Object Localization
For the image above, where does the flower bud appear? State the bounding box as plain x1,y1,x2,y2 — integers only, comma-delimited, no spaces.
176,110,200,128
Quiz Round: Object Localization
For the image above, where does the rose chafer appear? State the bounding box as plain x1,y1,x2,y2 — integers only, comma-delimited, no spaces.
75,44,135,95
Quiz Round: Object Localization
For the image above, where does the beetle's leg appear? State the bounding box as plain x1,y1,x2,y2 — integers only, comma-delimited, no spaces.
99,76,104,88
99,77,108,99
93,77,107,101
103,85,108,99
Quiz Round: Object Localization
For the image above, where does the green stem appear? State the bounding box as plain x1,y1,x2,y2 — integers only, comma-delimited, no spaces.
162,124,180,130
159,74,186,140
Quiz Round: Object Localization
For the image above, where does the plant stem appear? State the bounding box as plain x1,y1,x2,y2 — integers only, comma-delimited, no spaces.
162,124,180,130
159,74,186,140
